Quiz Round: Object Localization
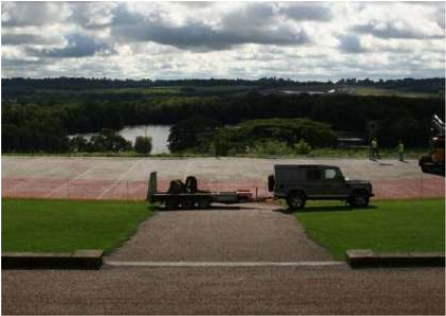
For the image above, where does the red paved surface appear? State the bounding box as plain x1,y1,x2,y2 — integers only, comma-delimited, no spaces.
1,176,444,200
2,157,444,200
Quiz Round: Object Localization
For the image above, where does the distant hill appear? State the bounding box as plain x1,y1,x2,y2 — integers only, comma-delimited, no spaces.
2,77,444,99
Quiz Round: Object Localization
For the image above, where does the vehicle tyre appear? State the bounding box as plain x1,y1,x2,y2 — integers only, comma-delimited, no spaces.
286,191,306,209
165,199,179,210
197,197,212,209
349,191,369,208
181,199,194,210
268,175,275,192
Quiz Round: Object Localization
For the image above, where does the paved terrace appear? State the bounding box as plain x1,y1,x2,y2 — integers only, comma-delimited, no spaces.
2,156,444,200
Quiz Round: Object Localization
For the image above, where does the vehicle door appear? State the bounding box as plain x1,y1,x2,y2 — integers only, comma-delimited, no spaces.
323,167,349,197
303,167,324,197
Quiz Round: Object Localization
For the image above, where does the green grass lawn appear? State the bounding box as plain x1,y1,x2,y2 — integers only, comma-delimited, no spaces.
295,199,445,260
351,87,438,98
2,199,153,253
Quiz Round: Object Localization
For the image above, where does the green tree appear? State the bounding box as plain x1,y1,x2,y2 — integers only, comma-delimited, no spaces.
69,136,89,152
134,136,152,156
215,118,337,156
89,129,131,152
168,116,222,152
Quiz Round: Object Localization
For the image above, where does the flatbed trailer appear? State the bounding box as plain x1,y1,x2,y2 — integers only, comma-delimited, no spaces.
146,172,252,209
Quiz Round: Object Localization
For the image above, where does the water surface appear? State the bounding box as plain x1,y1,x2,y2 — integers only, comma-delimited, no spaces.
73,125,172,154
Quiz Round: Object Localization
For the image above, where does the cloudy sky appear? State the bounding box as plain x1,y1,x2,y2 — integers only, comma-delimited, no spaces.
1,1,445,80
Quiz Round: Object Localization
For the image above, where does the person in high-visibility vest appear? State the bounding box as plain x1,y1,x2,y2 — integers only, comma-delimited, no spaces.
397,140,404,162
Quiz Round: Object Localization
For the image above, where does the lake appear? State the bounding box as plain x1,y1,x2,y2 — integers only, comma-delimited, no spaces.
73,125,172,154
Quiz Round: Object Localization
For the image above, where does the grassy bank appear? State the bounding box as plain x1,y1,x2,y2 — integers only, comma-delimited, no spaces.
295,199,445,260
2,147,428,159
2,199,153,253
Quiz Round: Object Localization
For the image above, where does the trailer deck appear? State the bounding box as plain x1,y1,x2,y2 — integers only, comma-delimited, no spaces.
147,172,252,209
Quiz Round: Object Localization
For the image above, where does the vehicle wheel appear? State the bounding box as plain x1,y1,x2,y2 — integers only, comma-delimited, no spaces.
286,191,306,209
181,199,194,210
165,200,179,210
349,191,369,208
197,197,212,209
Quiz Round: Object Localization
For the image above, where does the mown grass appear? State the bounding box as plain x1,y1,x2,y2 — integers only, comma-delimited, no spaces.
2,199,154,253
293,199,445,260
30,85,444,99
2,147,428,159
351,87,439,98
308,147,427,159
37,85,256,96
38,87,183,95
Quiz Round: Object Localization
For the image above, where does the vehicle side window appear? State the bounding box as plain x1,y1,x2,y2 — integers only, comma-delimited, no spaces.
324,168,339,180
306,169,322,180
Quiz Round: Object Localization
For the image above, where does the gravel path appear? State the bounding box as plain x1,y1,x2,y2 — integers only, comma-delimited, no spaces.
107,203,331,262
2,266,444,315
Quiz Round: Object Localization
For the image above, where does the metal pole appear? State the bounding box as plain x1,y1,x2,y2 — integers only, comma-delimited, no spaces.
145,127,148,157
421,175,424,200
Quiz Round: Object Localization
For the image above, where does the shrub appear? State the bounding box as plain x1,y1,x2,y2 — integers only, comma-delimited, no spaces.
295,139,312,155
215,118,338,151
134,136,152,155
249,141,295,156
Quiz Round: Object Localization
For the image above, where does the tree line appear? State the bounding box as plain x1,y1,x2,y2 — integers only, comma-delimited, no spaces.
168,117,337,156
3,77,444,92
2,92,445,153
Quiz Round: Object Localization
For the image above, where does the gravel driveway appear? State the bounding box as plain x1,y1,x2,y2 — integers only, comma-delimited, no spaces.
107,203,331,262
3,266,444,315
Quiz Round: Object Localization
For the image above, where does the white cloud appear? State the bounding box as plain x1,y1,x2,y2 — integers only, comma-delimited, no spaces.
1,1,444,80
1,2,71,27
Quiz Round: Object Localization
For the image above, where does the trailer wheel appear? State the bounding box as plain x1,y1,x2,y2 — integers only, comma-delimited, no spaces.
181,199,194,210
165,200,179,210
197,197,212,209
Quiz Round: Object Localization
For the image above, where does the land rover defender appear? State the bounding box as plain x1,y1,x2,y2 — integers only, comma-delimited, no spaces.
268,164,374,209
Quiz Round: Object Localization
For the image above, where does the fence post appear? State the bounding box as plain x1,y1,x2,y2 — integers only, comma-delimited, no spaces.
126,180,129,202
421,175,424,200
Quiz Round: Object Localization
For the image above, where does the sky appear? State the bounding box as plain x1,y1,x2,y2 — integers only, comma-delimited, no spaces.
1,1,445,80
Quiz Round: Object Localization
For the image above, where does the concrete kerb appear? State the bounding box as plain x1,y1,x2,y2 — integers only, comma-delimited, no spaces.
346,249,445,268
2,249,103,270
